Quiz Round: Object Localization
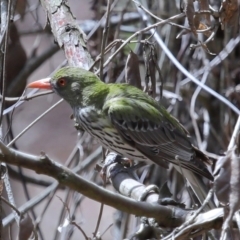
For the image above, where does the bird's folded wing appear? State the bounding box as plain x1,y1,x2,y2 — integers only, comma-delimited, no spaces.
103,97,212,180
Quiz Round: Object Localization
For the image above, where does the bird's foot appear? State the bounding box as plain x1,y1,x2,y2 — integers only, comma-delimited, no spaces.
98,152,131,182
158,198,185,208
157,181,186,208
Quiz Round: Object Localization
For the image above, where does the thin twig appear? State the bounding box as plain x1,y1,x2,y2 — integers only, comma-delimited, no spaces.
0,0,11,125
228,116,240,151
0,90,52,102
135,6,240,115
57,196,89,240
94,202,105,237
100,223,113,238
7,99,63,147
180,36,240,86
8,166,56,187
71,221,88,240
163,189,214,240
94,1,111,234
1,196,20,215
3,147,102,227
99,0,112,80
132,0,212,33
87,0,119,40
97,13,185,74
6,44,59,98
190,70,210,150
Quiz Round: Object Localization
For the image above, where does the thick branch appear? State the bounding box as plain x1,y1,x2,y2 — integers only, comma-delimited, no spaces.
0,142,187,226
40,0,93,68
0,142,225,231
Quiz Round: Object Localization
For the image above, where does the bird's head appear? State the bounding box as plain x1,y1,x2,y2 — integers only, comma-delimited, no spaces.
27,67,105,108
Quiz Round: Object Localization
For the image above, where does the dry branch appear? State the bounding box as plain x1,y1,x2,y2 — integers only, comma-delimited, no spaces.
40,0,93,68
2,0,240,238
0,141,226,232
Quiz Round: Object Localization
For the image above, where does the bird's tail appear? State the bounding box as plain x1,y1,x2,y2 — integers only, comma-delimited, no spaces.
173,165,216,210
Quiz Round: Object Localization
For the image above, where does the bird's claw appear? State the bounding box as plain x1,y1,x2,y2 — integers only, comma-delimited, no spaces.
158,198,186,208
99,153,129,182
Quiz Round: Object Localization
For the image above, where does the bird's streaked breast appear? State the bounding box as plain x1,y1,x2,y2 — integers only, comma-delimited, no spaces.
75,107,148,161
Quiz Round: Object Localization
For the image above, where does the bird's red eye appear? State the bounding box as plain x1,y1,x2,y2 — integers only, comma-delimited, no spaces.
57,78,67,87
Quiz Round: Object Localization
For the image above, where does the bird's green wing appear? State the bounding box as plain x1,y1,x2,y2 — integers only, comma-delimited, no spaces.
103,96,212,179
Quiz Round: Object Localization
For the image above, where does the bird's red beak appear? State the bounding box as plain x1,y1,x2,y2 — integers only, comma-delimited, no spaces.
27,77,52,90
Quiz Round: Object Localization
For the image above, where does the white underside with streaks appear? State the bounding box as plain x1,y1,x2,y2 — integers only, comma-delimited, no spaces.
75,107,148,161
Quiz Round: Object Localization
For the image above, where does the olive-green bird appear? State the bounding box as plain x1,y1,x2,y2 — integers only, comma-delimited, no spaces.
27,67,214,208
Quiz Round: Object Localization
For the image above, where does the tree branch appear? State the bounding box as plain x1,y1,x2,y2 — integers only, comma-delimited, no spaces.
0,141,227,232
40,0,93,68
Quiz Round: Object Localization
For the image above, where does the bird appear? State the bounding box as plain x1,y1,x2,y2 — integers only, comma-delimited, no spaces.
27,66,214,208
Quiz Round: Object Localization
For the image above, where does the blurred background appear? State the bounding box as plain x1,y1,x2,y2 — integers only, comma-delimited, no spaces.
2,0,240,239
